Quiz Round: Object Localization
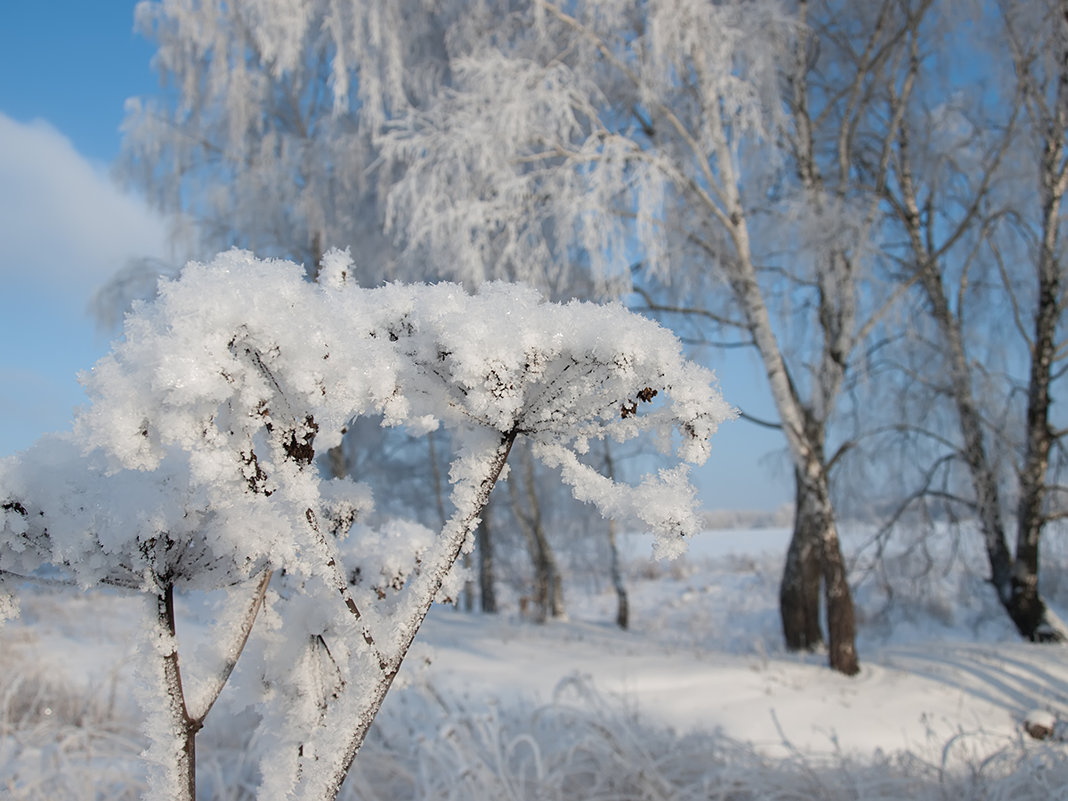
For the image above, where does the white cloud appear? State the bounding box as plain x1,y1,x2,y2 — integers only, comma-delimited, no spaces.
0,113,170,455
0,114,169,296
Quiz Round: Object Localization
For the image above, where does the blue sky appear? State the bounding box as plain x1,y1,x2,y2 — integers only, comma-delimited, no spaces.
0,3,167,456
0,1,792,512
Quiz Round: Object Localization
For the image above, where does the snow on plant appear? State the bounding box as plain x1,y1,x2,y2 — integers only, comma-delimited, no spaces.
0,249,732,801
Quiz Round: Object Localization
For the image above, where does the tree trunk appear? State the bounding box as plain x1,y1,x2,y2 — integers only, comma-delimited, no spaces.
602,442,628,629
607,517,629,629
547,537,566,620
722,210,860,674
816,499,860,677
780,470,824,651
1009,74,1068,641
781,465,859,675
524,522,565,622
477,500,498,613
509,446,566,622
461,553,475,612
1012,252,1061,640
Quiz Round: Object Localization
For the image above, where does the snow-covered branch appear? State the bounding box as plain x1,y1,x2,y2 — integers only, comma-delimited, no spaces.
1,249,731,800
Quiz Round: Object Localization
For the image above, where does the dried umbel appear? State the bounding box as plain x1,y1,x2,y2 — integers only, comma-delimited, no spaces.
1,250,733,801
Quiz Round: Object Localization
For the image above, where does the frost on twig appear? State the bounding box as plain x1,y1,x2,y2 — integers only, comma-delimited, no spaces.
0,249,732,800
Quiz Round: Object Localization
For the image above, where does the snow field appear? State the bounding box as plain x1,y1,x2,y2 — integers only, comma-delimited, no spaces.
3,524,1068,799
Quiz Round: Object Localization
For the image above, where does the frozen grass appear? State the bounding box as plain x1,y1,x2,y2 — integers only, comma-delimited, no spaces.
349,677,1068,801
5,668,1065,801
0,640,145,800
3,526,1068,799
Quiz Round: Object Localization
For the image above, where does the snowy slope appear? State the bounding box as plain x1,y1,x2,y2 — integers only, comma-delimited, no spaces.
408,553,1068,764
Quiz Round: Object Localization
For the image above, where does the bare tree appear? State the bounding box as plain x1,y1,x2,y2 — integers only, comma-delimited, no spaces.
1005,0,1068,639
117,0,451,279
380,0,951,673
602,441,630,629
762,0,927,662
508,443,567,622
878,0,1068,641
476,497,499,613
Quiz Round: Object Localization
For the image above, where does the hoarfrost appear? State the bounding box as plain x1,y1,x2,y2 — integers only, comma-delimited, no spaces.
0,251,732,799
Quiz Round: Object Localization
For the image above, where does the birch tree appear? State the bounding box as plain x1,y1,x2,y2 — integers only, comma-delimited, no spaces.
116,0,959,671
379,0,931,674
879,0,1068,641
1,250,731,801
1003,0,1068,639
117,0,450,278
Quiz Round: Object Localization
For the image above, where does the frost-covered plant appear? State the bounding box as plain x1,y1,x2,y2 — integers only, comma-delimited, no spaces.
0,249,732,801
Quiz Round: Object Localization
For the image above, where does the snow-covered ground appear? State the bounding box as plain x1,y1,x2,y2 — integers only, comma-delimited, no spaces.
4,525,1068,799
